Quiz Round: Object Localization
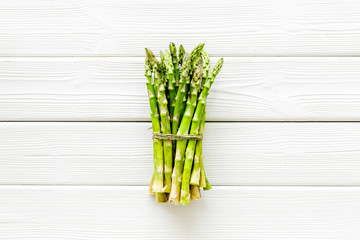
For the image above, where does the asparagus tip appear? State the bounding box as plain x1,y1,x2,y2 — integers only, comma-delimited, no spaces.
145,48,157,66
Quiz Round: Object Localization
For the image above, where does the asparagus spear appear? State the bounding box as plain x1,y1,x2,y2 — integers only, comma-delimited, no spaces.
145,48,161,94
177,45,185,90
190,111,206,186
197,57,222,187
154,53,173,194
179,55,199,122
178,45,185,66
144,56,164,194
158,77,173,193
171,53,191,135
146,49,173,194
190,185,201,200
204,176,212,191
172,43,204,135
191,52,201,74
179,81,189,124
156,192,168,203
201,50,210,89
190,44,205,65
168,66,202,204
169,43,180,92
197,110,210,188
180,58,224,205
162,51,176,118
199,151,206,187
179,45,203,122
195,55,210,189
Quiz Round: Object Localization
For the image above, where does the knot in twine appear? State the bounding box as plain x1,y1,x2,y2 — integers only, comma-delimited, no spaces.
152,132,203,140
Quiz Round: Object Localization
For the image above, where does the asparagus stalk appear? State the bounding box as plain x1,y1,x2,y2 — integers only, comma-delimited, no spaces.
156,192,168,203
168,66,202,204
162,51,176,118
144,56,164,193
195,56,219,188
169,43,180,92
201,50,210,89
179,45,203,122
172,43,204,135
199,153,206,187
146,49,173,194
204,176,212,191
198,111,208,188
190,44,205,65
145,48,161,94
156,54,173,193
191,53,201,74
194,109,212,190
177,45,186,114
194,54,209,189
190,111,206,186
178,45,185,66
180,58,224,205
158,80,173,193
171,53,191,135
190,185,201,200
149,175,155,194
179,55,200,122
179,80,189,124
177,45,185,89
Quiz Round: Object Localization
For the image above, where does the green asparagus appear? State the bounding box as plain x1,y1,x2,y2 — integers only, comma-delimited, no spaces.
144,43,224,205
168,66,202,204
144,56,165,198
180,59,223,205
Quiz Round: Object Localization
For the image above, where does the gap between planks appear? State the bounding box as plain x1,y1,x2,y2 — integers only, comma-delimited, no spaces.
1,120,360,123
3,56,360,58
1,185,360,188
1,184,360,187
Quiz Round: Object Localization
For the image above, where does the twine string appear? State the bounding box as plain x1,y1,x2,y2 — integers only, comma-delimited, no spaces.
152,132,203,140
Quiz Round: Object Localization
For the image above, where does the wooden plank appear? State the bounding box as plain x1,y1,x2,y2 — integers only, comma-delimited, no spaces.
1,122,360,185
0,186,359,239
1,57,360,121
1,0,360,56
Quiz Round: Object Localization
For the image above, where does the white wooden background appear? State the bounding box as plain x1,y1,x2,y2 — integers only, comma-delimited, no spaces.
1,0,360,239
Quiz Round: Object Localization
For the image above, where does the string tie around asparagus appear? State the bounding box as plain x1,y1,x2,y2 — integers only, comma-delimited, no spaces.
152,132,203,141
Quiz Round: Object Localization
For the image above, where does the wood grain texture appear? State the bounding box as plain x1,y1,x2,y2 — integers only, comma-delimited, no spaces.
0,186,359,239
2,57,360,121
2,122,360,185
1,0,360,56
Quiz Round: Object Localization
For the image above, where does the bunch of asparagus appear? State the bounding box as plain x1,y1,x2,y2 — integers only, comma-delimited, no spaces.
145,43,224,205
